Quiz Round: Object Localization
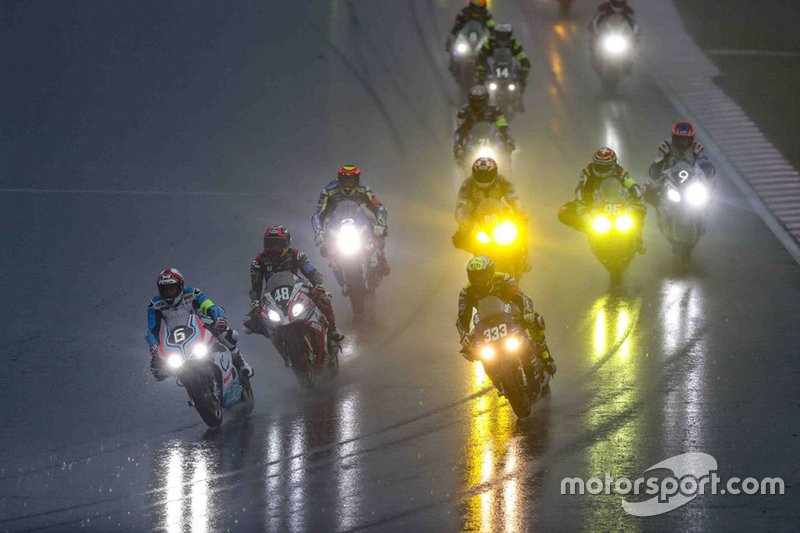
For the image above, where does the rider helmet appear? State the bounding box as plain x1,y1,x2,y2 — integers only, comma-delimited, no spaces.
468,84,489,112
610,0,627,11
671,120,695,153
337,165,361,194
263,225,291,257
495,24,513,45
157,268,185,305
466,255,495,288
472,157,498,187
591,147,618,178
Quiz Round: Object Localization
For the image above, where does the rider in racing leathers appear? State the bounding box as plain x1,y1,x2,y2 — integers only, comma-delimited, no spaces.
312,165,390,280
244,225,343,343
146,268,253,381
454,85,515,163
457,255,556,377
452,157,527,259
446,0,497,52
558,147,647,252
475,24,532,99
589,0,640,35
646,120,717,203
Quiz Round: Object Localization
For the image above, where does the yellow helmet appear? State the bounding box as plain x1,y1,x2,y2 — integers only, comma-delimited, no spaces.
467,255,495,287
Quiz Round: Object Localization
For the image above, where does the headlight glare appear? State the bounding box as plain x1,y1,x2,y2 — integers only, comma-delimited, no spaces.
508,83,516,91
492,221,519,245
267,309,281,322
476,231,491,244
489,82,498,91
191,343,208,358
686,183,709,206
167,354,184,369
455,42,469,55
667,188,682,203
480,346,496,360
592,215,612,234
337,224,362,256
614,214,634,232
505,337,520,351
291,303,305,317
603,34,630,54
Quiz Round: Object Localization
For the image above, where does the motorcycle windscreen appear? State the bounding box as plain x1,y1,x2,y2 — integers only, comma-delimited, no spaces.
265,271,298,310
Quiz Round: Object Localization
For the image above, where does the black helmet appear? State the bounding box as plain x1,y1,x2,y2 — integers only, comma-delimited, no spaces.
157,268,184,305
466,256,495,288
472,157,498,186
468,84,489,112
263,225,291,257
337,164,361,194
495,24,513,44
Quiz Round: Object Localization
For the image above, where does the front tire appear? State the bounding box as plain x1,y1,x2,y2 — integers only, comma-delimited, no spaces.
184,365,223,428
287,330,316,389
500,365,531,418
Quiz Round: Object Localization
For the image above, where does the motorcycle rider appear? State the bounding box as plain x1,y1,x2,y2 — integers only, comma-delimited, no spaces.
457,255,556,377
452,157,528,261
147,268,253,381
475,24,531,104
245,225,344,344
589,0,640,35
646,121,717,205
312,165,390,279
557,147,647,252
454,85,515,163
446,0,496,52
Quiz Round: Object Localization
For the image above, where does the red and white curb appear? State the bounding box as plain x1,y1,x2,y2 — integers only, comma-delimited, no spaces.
638,1,800,264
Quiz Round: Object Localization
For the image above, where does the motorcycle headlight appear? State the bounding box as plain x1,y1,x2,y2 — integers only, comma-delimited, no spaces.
508,84,516,91
492,220,519,246
291,303,305,317
337,224,362,256
475,146,496,160
505,337,520,352
190,343,208,358
686,183,709,206
592,215,612,234
267,309,281,322
488,82,498,91
455,42,469,55
480,346,496,361
476,231,491,244
603,34,630,55
167,354,184,369
614,214,634,232
667,188,682,203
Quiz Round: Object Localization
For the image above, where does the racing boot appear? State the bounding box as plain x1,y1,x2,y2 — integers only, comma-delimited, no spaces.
328,323,345,343
231,349,254,378
538,342,557,376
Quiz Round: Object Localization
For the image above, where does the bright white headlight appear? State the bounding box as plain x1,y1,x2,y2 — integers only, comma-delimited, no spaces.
191,343,208,358
167,354,184,369
267,309,281,322
508,83,516,91
489,82,498,91
667,188,682,203
475,146,496,160
686,183,709,206
291,303,305,317
455,42,469,55
603,34,630,55
337,224,362,256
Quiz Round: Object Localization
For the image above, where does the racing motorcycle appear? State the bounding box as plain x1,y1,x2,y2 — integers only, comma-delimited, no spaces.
455,121,514,176
585,178,641,284
651,161,713,263
324,199,385,316
465,296,550,418
590,13,636,93
448,20,490,91
157,315,253,428
485,47,523,117
255,271,340,388
459,198,528,280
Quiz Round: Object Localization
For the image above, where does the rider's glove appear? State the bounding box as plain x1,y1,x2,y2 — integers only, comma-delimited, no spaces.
149,345,159,358
250,300,261,312
215,316,229,333
373,224,387,238
523,312,537,326
657,141,670,157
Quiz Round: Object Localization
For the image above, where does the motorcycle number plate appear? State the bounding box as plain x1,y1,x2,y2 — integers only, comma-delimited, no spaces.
272,286,292,303
496,67,510,79
168,325,195,346
604,203,622,215
483,323,508,342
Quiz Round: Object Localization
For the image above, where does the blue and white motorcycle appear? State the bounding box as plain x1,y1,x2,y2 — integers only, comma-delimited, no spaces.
156,315,253,428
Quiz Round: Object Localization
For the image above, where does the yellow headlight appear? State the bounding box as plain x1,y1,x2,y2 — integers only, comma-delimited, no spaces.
592,215,612,234
492,220,519,246
505,337,520,351
614,214,634,232
476,231,491,244
480,346,496,360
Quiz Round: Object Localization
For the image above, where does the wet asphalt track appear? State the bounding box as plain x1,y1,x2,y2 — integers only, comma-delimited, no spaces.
1,1,799,531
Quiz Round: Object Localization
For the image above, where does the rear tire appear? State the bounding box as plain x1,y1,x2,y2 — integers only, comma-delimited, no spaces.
185,366,223,428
